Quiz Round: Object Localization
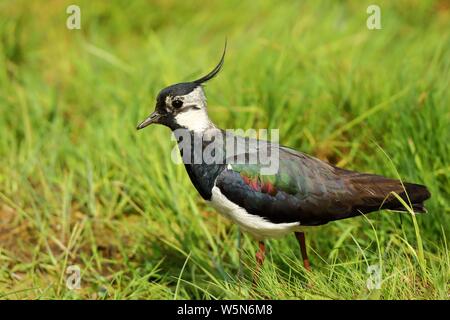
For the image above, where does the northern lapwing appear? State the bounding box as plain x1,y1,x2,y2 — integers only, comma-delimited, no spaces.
137,44,431,272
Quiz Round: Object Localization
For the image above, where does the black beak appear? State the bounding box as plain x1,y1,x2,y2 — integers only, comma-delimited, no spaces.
137,111,161,130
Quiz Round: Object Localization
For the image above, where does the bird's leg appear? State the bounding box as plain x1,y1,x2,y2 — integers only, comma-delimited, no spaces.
253,241,265,285
295,232,311,271
255,241,265,266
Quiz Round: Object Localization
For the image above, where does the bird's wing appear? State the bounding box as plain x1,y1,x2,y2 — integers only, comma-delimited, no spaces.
215,143,415,225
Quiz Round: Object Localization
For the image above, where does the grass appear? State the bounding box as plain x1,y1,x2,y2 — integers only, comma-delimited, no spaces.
0,0,449,299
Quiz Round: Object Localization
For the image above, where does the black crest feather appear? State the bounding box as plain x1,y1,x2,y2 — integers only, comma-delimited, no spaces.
193,40,227,85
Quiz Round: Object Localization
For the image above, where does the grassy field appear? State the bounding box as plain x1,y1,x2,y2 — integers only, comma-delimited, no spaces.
0,0,449,299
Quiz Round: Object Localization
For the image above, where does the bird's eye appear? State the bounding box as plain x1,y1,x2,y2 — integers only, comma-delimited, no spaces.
172,100,183,109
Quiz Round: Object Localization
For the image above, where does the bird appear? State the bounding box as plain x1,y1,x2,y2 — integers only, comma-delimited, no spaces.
137,43,431,274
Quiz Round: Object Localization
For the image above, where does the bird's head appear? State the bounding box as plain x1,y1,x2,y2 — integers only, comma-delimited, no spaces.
137,42,226,132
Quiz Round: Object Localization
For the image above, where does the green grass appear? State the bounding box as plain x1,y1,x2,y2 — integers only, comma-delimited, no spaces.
0,0,449,299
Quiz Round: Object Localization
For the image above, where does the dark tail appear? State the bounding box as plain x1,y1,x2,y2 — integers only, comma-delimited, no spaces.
339,167,432,215
389,182,431,213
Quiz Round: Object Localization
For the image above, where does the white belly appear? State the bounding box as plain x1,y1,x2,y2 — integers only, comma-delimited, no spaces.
208,186,302,240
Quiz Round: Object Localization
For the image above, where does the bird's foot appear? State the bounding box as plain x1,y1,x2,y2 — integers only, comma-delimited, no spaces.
255,251,265,266
303,258,311,271
252,241,265,286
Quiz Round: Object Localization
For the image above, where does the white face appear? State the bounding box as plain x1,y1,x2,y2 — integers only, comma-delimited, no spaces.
172,87,213,132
